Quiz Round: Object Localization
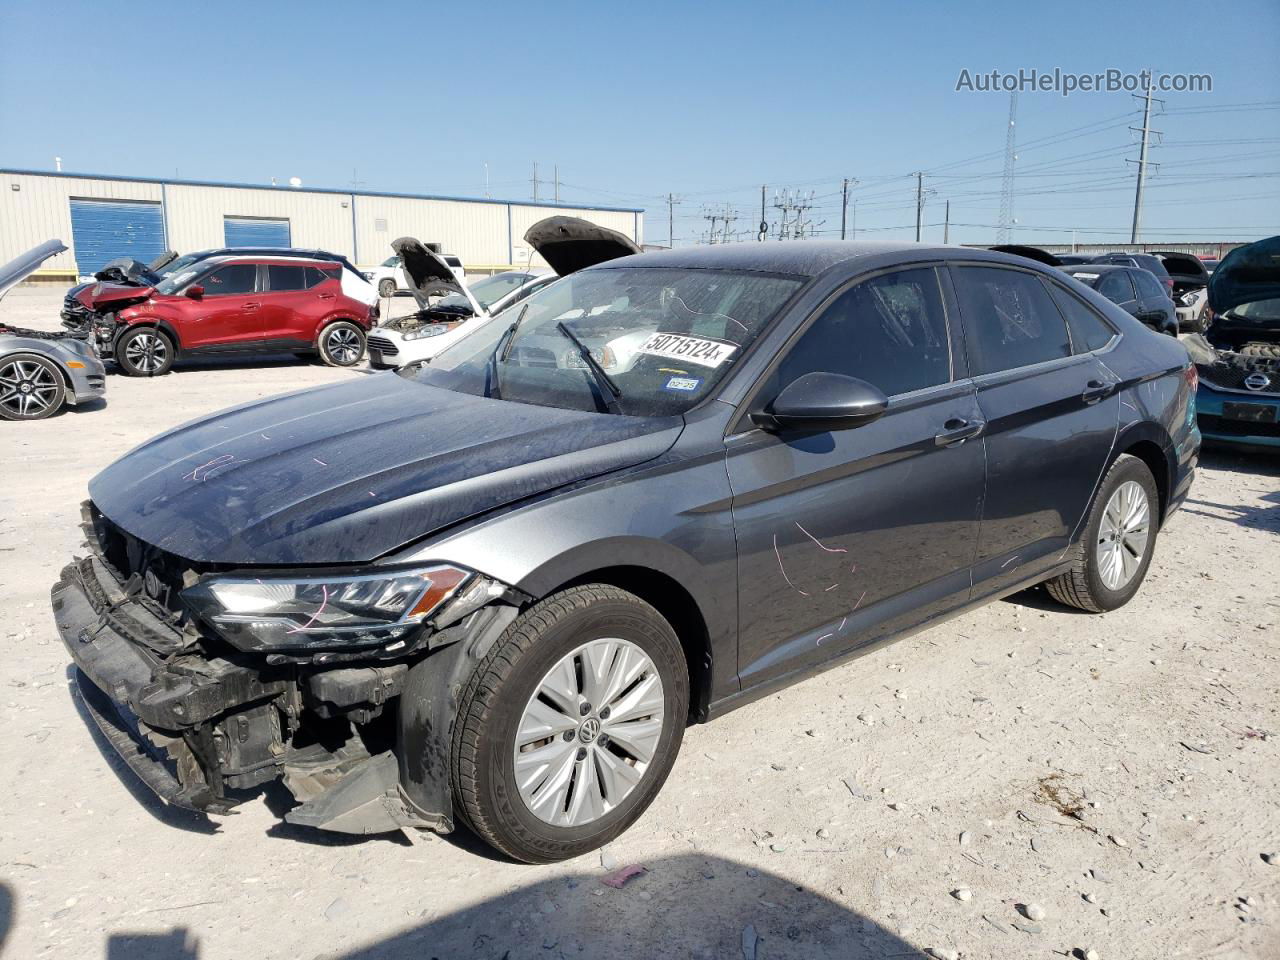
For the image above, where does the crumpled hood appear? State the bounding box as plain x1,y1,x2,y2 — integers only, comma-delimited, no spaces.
88,374,683,566
78,282,155,309
1209,235,1280,316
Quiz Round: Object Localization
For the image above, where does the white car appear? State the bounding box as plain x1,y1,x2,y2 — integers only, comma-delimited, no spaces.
363,253,465,299
366,218,640,369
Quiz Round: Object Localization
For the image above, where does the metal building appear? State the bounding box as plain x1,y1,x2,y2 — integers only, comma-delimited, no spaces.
0,169,644,280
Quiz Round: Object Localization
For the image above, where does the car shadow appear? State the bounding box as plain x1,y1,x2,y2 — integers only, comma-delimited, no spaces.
1198,446,1280,476
100,854,929,960
0,881,12,957
1180,491,1280,533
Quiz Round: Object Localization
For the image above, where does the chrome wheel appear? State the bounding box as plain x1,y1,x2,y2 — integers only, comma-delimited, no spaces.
513,638,665,827
1095,480,1150,590
325,326,362,364
124,331,168,373
0,357,60,417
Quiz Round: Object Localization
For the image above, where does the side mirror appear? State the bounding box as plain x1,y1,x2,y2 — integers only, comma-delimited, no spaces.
751,372,889,433
185,285,204,300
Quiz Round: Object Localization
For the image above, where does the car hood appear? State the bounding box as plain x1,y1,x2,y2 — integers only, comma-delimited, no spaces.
391,238,484,315
524,216,641,276
989,244,1061,267
94,254,171,285
1208,236,1280,317
0,238,67,303
78,282,156,309
88,373,683,565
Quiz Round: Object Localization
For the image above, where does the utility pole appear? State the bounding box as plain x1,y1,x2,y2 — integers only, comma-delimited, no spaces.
841,178,849,240
943,200,951,244
758,185,768,241
702,206,721,244
553,164,560,203
997,91,1018,243
1129,75,1162,243
665,193,682,248
721,203,739,243
532,162,539,203
915,172,924,242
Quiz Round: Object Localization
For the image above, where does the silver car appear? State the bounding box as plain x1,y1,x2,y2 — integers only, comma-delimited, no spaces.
0,240,107,421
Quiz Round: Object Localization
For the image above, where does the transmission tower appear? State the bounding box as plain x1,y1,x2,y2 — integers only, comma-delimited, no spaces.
996,92,1018,243
1128,78,1163,243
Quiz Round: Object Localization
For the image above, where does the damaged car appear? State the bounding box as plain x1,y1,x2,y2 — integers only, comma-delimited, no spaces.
1150,251,1212,334
366,217,639,369
61,250,179,334
1,240,107,421
1185,234,1280,450
52,242,1197,862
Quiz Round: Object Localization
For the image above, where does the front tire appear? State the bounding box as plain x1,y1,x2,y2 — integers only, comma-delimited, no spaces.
0,353,66,421
1045,454,1159,613
115,327,175,377
317,321,365,367
378,279,397,298
451,585,689,863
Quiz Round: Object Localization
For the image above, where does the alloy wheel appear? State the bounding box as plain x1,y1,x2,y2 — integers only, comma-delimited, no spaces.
326,327,362,364
0,358,60,417
513,638,665,827
124,332,168,373
1095,480,1150,590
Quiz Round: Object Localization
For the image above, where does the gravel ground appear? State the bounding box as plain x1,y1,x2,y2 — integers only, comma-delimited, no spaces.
1,287,1277,960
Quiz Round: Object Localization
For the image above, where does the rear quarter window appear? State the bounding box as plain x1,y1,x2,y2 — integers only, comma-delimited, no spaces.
1046,282,1115,353
953,266,1071,375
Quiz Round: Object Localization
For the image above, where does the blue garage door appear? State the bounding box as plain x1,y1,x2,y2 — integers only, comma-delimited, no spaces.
69,199,166,276
224,217,291,247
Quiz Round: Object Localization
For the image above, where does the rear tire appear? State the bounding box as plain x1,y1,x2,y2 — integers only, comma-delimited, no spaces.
1045,454,1159,613
0,352,66,421
317,321,365,367
378,279,397,298
115,327,175,377
451,585,689,863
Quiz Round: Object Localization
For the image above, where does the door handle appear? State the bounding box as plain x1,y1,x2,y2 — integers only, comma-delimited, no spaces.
934,418,985,447
242,302,261,311
1082,379,1114,404
318,292,336,300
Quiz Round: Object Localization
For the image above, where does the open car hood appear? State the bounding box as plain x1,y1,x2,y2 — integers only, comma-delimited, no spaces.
524,216,641,276
1208,236,1280,316
989,244,1062,267
391,237,484,316
0,239,67,303
1150,251,1209,284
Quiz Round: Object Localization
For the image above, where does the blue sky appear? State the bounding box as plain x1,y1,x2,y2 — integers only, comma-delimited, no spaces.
2,0,1277,246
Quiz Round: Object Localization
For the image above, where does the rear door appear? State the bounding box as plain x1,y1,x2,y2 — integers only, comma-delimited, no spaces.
1097,270,1140,318
1131,269,1173,331
949,263,1119,596
182,262,263,348
727,265,986,689
260,263,333,345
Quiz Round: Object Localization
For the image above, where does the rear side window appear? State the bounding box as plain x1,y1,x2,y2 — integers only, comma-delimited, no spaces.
306,266,334,288
266,264,308,292
1097,271,1135,303
199,263,257,295
1047,283,1115,353
774,267,951,397
953,266,1071,375
1132,270,1167,300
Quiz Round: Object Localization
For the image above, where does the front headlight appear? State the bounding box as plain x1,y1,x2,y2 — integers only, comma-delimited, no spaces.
402,325,449,341
182,565,470,652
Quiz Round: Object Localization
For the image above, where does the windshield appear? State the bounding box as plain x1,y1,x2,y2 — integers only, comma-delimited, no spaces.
155,266,208,295
1229,297,1280,322
381,256,399,267
461,272,537,311
156,254,203,277
413,266,804,417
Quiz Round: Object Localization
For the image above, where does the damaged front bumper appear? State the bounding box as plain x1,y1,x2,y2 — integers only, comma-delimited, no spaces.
50,513,520,835
1186,335,1280,448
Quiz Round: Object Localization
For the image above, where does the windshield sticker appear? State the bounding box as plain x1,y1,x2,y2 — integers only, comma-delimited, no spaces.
1072,272,1100,280
664,375,702,392
639,333,738,368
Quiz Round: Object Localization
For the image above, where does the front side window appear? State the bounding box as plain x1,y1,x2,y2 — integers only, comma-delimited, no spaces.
1097,271,1136,303
198,263,257,296
954,266,1071,375
1047,282,1115,353
771,267,951,398
416,266,804,417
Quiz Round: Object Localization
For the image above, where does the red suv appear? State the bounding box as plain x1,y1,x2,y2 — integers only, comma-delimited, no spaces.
77,255,376,376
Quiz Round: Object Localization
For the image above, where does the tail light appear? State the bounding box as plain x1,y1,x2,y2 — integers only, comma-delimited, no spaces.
1184,364,1198,393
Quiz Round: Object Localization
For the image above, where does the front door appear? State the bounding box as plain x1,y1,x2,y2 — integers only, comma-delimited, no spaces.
948,263,1119,595
727,265,986,690
181,262,263,348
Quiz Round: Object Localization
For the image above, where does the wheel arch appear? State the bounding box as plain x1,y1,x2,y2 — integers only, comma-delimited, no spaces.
314,315,366,346
1112,422,1174,525
118,317,182,351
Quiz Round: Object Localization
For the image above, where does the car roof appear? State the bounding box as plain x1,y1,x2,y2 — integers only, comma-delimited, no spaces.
587,240,1034,278
1064,263,1130,274
197,254,335,268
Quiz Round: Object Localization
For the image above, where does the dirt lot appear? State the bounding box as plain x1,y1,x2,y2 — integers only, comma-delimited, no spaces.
2,286,1277,960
